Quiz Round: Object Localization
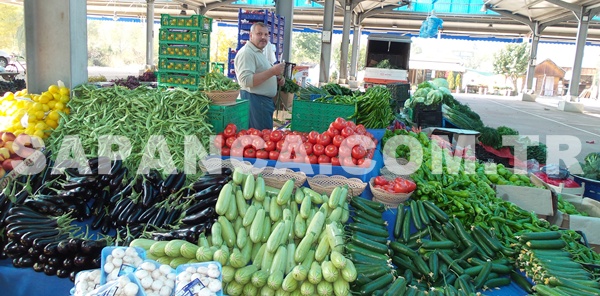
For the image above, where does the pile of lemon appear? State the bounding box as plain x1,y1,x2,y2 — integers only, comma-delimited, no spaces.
0,84,70,139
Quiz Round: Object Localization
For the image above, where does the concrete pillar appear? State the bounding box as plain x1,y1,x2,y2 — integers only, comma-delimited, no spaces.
339,1,352,84
319,0,335,84
525,23,541,93
349,15,361,80
146,0,155,68
24,0,87,93
567,9,590,100
275,0,293,62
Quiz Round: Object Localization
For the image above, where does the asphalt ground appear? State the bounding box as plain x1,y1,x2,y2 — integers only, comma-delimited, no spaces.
452,93,600,166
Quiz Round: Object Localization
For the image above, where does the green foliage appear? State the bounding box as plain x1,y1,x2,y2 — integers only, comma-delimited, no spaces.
0,4,25,54
212,27,237,64
455,73,462,90
493,43,529,91
447,71,455,90
292,32,321,63
88,75,108,82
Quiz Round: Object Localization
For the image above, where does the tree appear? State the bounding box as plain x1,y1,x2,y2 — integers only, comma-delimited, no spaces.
455,73,462,91
291,32,321,63
447,71,455,90
211,27,237,64
0,4,25,54
493,42,529,92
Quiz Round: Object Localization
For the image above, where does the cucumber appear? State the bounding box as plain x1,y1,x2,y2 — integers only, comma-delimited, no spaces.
216,182,233,215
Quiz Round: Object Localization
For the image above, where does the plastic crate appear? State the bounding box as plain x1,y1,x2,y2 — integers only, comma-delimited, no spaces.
413,111,443,128
159,28,210,46
157,72,201,90
572,175,600,201
207,100,249,133
158,57,207,74
291,100,356,133
159,44,206,59
160,14,212,31
387,83,410,112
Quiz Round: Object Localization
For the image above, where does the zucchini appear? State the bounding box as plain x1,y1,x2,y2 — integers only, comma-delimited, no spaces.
243,205,257,227
351,197,383,218
358,273,394,295
249,209,265,243
350,233,389,254
526,239,567,250
420,239,456,249
519,231,562,241
236,187,249,218
300,195,311,219
218,216,237,248
383,277,407,296
345,222,389,237
216,182,233,215
422,200,449,223
232,168,246,185
394,205,406,239
276,179,294,205
226,191,239,221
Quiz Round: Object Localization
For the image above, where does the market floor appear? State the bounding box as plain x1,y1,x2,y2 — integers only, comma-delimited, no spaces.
452,93,600,165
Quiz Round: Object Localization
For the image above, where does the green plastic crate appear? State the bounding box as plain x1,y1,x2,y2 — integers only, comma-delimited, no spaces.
291,100,356,133
159,28,210,46
157,71,201,90
207,100,249,133
160,14,212,31
158,44,210,60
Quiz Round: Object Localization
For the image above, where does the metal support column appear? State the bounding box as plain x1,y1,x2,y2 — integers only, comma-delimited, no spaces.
319,0,335,84
24,0,87,93
275,0,293,62
146,0,155,68
568,9,590,100
349,14,361,81
339,1,352,84
525,22,541,93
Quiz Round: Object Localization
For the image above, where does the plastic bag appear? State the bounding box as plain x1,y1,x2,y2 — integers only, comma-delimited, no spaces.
419,15,443,38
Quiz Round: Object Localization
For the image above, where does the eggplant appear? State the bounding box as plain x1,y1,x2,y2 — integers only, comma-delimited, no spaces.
181,207,216,225
47,255,64,267
191,184,222,200
33,261,45,272
109,168,128,192
100,216,112,235
91,210,107,230
183,195,219,217
43,264,57,275
33,234,68,251
170,172,187,194
23,199,54,214
138,206,159,223
20,229,60,247
110,198,132,219
58,186,87,198
38,253,48,263
62,257,74,269
126,207,144,224
109,184,133,204
141,182,157,208
69,271,77,282
7,225,55,241
80,239,107,255
160,172,178,196
62,176,97,190
56,268,70,278
116,200,138,226
68,238,83,253
146,169,162,185
73,254,91,268
14,189,30,204
8,205,50,218
43,241,61,256
17,256,34,268
4,241,27,257
191,175,230,191
150,207,168,227
108,159,123,177
92,256,101,268
27,246,42,258
57,239,71,255
163,208,182,227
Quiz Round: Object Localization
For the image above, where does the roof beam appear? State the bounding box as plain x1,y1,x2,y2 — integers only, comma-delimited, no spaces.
198,0,235,14
540,13,576,29
486,5,534,30
543,0,580,12
359,3,402,23
520,0,546,10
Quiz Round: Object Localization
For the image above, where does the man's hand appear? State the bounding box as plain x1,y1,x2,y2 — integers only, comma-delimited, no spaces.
271,63,285,77
277,76,285,86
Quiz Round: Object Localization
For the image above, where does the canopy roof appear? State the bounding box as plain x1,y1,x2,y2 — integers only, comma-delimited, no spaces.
1,0,599,42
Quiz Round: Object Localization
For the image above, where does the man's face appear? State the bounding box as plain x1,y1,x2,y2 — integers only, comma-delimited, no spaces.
250,26,269,49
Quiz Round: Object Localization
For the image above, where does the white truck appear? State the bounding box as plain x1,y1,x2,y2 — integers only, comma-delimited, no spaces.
363,34,411,88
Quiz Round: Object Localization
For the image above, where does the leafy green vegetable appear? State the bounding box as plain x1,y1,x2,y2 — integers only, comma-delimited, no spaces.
280,78,300,93
376,59,393,69
581,152,600,180
430,78,449,89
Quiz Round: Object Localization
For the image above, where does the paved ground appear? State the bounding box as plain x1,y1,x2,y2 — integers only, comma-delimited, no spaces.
452,93,600,166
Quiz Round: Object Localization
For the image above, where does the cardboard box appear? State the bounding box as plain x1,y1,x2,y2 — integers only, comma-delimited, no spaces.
364,67,408,84
529,173,586,196
496,184,556,217
546,196,600,252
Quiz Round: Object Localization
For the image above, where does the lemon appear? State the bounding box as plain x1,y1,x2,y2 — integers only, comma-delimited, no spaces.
33,130,45,138
48,111,60,121
39,93,52,104
47,100,56,109
35,122,47,131
35,110,46,120
45,119,58,129
59,87,70,96
59,95,69,104
63,108,70,115
48,85,60,94
55,102,65,110
33,102,44,111
25,127,36,135
52,93,61,100
42,104,50,112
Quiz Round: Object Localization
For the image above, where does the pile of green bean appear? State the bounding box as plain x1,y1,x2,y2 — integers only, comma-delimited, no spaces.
48,84,213,177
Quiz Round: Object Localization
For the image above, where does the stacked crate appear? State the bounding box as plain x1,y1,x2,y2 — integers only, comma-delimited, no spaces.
158,14,212,90
227,9,285,79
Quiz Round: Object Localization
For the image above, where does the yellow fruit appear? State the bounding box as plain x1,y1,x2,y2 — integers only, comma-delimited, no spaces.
35,110,45,120
47,100,56,109
54,102,65,110
63,108,70,115
59,95,69,104
35,122,46,131
48,111,60,121
48,85,60,94
33,103,44,111
39,94,51,104
42,104,50,112
45,119,58,129
59,87,70,96
25,127,36,135
33,130,45,138
52,93,60,100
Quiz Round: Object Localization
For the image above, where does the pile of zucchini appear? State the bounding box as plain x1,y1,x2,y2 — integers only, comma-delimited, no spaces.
348,198,518,295
517,231,600,295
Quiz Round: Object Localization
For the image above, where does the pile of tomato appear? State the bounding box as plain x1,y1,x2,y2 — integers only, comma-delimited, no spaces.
373,175,417,194
213,118,379,167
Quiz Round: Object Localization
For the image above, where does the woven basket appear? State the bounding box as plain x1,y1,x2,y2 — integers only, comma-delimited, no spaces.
308,175,367,197
205,90,240,105
252,167,307,188
369,177,413,207
199,158,253,174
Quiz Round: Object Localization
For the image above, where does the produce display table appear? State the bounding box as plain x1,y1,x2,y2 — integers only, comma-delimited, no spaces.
0,258,74,296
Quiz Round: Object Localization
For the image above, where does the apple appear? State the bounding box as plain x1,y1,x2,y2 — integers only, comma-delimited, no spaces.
2,159,16,171
0,147,9,161
1,132,16,143
4,141,15,154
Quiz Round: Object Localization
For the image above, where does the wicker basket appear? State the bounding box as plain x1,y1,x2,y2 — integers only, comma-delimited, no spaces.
199,157,253,174
252,167,307,188
308,175,367,197
369,177,413,207
205,90,240,105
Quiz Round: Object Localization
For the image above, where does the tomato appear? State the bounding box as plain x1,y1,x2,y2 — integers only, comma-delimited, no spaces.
374,176,389,186
355,124,367,135
301,135,308,143
276,140,285,151
317,154,331,164
331,135,344,148
223,124,237,138
331,157,341,166
262,134,271,142
332,117,347,130
249,129,262,137
243,147,256,158
286,134,302,143
252,137,265,150
221,147,230,156
341,126,355,138
395,178,416,192
256,149,269,159
313,144,325,156
231,147,244,158
268,150,279,160
294,154,305,163
302,142,313,155
265,140,276,152
341,157,355,167
358,158,371,168
238,130,248,136
270,130,283,142
213,135,225,148
279,151,292,162
338,145,351,158
346,121,356,130
306,154,318,164
344,135,361,149
367,149,375,159
262,129,272,136
307,131,319,144
327,126,340,137
351,146,367,159
225,136,237,148
324,145,338,158
317,133,332,146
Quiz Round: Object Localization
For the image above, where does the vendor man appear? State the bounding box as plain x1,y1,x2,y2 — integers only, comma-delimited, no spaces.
234,22,285,130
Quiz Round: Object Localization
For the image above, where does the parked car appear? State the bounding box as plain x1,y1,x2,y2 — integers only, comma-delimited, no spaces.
0,50,10,68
